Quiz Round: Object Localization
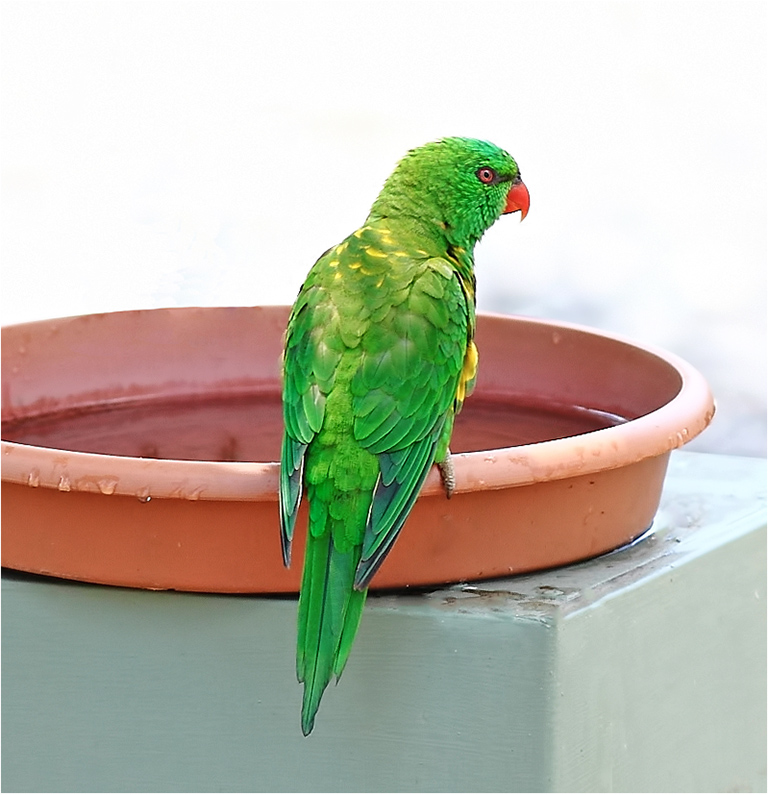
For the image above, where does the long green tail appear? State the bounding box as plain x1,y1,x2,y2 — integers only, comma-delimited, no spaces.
296,530,367,736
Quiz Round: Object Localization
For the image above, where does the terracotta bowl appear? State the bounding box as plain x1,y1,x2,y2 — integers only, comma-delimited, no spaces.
1,306,714,592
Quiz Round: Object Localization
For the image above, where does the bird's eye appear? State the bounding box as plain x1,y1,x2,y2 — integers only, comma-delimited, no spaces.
476,167,496,184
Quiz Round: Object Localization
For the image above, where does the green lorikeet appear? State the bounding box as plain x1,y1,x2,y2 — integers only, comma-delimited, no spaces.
280,137,529,735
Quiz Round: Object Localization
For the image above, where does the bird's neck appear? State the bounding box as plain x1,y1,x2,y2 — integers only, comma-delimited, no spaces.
366,203,479,258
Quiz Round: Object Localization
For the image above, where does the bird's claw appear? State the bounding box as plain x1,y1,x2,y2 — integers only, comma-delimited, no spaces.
437,453,455,499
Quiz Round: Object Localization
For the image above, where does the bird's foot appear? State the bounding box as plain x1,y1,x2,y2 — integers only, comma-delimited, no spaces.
437,452,455,499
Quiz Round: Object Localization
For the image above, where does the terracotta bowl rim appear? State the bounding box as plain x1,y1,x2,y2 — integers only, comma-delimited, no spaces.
1,309,715,502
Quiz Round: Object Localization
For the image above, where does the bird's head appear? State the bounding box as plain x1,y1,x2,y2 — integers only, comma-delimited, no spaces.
370,137,529,248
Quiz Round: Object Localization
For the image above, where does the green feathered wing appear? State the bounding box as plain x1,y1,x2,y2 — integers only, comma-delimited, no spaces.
279,219,475,735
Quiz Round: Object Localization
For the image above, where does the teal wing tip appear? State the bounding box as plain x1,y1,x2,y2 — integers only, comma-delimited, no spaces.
278,502,293,567
280,527,292,568
279,436,306,569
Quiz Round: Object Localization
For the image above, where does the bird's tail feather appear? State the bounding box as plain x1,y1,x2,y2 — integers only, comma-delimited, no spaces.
296,530,367,736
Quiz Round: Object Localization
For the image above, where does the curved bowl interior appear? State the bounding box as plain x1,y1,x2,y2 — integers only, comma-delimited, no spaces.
1,306,714,591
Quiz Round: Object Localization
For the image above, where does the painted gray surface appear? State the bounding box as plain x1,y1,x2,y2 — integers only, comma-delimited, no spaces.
2,452,766,792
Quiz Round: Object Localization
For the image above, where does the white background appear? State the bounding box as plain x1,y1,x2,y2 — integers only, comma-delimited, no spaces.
2,1,766,455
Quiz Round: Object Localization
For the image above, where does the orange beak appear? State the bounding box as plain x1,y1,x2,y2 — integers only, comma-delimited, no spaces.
503,178,530,220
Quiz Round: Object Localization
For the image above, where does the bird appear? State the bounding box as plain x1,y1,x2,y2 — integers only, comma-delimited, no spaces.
279,137,529,735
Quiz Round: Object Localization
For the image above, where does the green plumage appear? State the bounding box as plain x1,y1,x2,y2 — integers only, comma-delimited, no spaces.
279,137,526,735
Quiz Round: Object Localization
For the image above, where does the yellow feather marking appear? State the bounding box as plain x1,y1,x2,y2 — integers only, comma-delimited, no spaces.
348,261,362,270
456,341,479,405
365,248,387,259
